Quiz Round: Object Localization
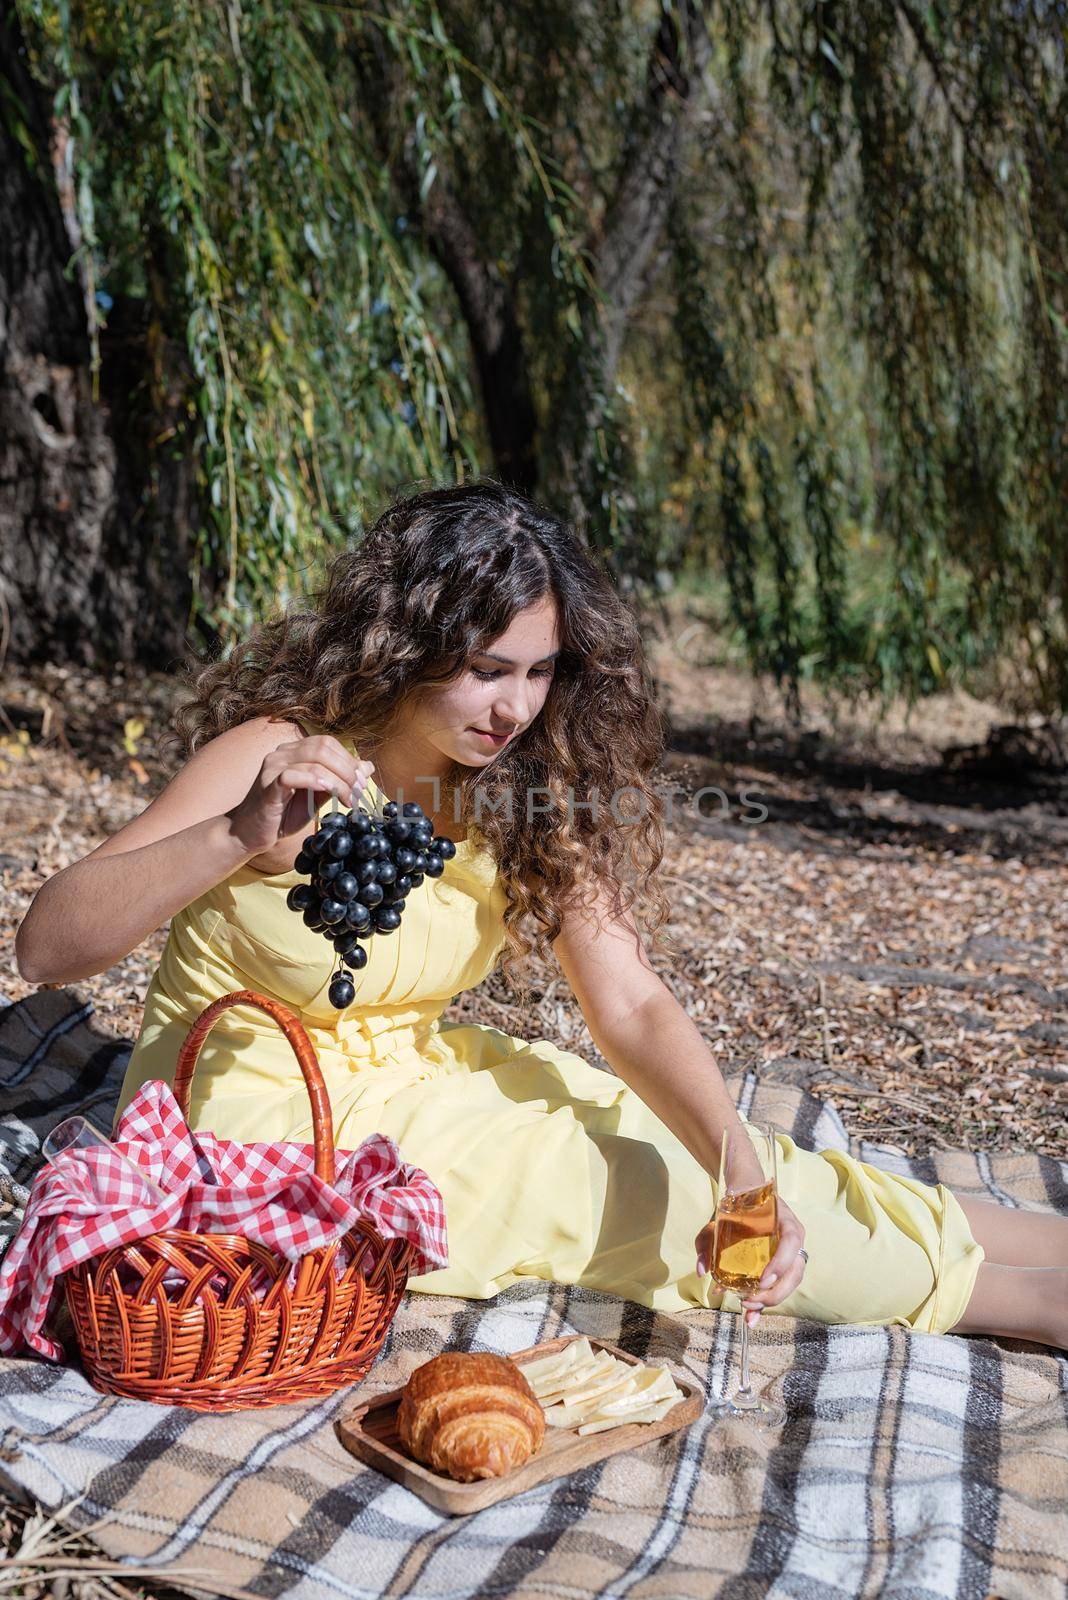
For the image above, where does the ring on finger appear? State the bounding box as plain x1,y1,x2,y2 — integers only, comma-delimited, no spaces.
798,1247,809,1265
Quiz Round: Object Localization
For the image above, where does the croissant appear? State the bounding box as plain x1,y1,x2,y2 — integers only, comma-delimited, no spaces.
396,1351,546,1482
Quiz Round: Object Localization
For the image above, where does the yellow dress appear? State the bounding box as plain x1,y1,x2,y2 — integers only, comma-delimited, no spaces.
116,735,985,1335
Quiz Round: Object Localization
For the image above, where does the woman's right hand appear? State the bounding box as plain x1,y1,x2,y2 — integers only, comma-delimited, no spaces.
225,734,376,857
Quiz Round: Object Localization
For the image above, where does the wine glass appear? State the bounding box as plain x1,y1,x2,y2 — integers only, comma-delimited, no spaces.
41,1114,167,1201
711,1121,787,1428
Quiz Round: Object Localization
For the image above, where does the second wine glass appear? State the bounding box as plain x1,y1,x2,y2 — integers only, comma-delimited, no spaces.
711,1120,787,1429
42,1114,167,1202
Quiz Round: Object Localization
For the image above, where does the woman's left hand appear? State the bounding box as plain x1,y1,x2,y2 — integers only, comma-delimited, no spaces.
695,1195,807,1327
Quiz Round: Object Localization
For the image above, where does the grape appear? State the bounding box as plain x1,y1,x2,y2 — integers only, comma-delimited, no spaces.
329,973,356,1008
286,793,460,1007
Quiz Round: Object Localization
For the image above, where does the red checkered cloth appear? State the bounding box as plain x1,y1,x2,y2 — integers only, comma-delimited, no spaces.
0,1078,449,1361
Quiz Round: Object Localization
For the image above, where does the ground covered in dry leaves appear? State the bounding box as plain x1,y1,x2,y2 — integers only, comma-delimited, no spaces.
3,599,1065,1162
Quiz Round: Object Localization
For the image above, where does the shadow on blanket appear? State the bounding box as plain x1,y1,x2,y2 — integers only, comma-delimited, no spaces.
0,986,1065,1600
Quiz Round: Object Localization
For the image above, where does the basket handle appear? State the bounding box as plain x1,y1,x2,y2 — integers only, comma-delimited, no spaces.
173,989,335,1184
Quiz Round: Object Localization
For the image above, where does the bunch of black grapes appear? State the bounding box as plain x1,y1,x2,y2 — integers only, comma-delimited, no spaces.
285,799,457,1010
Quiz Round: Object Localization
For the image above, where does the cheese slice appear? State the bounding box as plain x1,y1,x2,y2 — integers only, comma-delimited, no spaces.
560,1367,638,1408
515,1340,684,1437
543,1397,618,1428
518,1338,593,1385
577,1396,679,1435
539,1373,639,1427
531,1353,616,1402
600,1364,668,1400
595,1388,680,1422
598,1369,679,1413
527,1346,608,1385
532,1372,604,1404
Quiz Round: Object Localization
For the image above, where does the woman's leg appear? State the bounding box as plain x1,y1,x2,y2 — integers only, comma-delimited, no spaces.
954,1192,1068,1268
947,1261,1068,1346
946,1192,1068,1346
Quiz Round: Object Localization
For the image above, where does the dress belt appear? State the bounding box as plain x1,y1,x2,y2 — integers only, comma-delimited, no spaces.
176,985,446,1068
312,1007,444,1066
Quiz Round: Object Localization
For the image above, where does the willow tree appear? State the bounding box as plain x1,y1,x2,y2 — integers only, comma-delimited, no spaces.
2,0,1065,712
671,1,1068,711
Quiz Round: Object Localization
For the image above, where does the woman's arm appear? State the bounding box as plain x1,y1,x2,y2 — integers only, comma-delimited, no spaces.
553,880,807,1315
15,814,256,986
15,719,365,986
552,882,758,1181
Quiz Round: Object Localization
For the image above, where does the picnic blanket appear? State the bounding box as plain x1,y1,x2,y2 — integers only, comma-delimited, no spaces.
0,987,1065,1600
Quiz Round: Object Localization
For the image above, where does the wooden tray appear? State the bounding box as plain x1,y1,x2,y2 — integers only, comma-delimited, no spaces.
334,1333,704,1515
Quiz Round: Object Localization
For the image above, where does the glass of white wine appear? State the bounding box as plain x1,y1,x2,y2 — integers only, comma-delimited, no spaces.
711,1121,786,1428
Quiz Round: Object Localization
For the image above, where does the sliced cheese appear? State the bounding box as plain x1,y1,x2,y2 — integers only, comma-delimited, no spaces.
515,1339,685,1437
544,1406,592,1429
528,1346,609,1384
518,1337,594,1384
560,1368,638,1408
518,1350,585,1388
539,1374,639,1426
577,1396,679,1435
531,1353,616,1402
598,1369,679,1413
577,1409,668,1436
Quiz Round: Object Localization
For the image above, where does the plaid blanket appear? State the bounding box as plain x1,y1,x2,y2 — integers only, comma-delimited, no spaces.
0,987,1066,1600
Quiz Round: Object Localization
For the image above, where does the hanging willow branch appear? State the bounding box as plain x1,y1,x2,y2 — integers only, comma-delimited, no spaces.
13,0,599,648
9,0,1068,711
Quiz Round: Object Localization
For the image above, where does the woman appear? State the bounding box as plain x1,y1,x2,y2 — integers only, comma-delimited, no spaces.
16,480,1066,1349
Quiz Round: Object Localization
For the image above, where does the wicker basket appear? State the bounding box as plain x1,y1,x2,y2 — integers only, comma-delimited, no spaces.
63,989,415,1410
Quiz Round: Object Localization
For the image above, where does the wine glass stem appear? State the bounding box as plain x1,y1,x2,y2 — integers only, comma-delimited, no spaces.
738,1306,754,1399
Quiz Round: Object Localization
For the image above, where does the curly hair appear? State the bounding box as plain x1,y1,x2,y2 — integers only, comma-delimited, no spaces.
160,476,681,1001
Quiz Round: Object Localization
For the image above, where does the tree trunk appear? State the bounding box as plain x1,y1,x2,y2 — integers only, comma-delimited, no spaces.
0,3,197,672
545,0,713,548
420,167,540,494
